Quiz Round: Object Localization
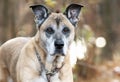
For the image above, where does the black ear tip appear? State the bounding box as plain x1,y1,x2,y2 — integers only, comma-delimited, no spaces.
78,4,84,7
29,5,47,9
29,5,40,9
29,5,33,8
68,4,84,8
29,4,49,14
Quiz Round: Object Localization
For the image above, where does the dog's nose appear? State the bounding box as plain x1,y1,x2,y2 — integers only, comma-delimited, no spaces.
54,39,64,49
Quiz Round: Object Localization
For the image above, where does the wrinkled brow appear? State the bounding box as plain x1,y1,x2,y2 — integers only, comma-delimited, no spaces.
55,17,61,26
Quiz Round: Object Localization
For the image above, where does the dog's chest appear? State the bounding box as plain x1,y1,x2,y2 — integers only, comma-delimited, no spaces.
40,70,60,82
36,54,65,82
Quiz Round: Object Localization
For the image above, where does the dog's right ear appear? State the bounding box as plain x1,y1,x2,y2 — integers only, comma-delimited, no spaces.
30,5,49,28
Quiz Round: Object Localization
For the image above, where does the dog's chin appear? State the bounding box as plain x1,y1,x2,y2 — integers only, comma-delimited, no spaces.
50,49,65,56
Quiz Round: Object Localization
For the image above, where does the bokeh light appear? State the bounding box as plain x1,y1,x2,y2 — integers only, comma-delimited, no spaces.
69,40,87,67
95,37,106,48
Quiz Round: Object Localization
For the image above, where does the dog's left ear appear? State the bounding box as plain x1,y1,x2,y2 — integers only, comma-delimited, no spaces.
30,5,49,28
64,4,83,26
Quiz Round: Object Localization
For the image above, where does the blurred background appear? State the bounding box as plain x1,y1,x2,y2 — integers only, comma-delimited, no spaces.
0,0,120,82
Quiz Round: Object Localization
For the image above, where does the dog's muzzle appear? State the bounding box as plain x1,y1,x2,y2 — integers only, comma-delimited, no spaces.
54,39,64,55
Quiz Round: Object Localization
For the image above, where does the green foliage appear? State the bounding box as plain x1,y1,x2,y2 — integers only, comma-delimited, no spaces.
45,0,56,7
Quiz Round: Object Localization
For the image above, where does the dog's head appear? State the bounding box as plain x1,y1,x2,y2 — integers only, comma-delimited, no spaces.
30,4,83,56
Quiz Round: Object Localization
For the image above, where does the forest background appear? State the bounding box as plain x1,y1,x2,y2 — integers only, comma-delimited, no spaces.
0,0,120,82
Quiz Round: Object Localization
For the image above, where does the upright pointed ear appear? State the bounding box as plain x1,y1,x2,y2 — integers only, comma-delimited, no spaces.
30,5,49,28
64,4,83,26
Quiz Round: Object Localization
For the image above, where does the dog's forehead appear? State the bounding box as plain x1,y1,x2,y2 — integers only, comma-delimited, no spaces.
47,13,65,23
41,12,75,30
46,13,73,27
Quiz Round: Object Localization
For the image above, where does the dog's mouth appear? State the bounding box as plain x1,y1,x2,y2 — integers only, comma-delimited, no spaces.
55,49,65,55
50,49,65,56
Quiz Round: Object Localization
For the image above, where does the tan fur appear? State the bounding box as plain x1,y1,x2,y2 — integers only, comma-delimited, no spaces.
0,37,31,82
0,13,74,82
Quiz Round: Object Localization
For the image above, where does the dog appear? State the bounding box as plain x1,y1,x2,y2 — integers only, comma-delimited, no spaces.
0,4,83,82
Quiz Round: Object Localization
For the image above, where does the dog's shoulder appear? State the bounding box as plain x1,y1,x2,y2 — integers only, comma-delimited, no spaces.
1,37,31,48
0,37,31,53
0,37,31,58
17,37,37,60
0,37,32,69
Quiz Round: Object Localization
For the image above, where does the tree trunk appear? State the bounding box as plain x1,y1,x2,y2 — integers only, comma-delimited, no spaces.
99,0,117,60
2,0,9,43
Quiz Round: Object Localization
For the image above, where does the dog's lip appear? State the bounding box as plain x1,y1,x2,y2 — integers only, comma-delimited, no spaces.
55,49,63,51
50,49,65,56
51,53,65,56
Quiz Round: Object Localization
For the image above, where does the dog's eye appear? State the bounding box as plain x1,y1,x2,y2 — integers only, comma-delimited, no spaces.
62,27,70,34
45,27,54,34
